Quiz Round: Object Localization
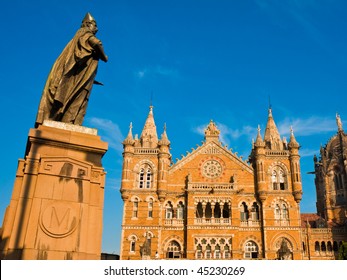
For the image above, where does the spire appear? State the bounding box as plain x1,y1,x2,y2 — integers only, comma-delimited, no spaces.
204,120,220,142
123,122,135,145
336,113,343,133
255,125,265,147
140,105,158,147
159,123,170,146
288,126,299,149
264,108,283,150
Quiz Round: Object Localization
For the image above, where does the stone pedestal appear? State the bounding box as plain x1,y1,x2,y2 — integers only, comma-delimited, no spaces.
0,121,108,260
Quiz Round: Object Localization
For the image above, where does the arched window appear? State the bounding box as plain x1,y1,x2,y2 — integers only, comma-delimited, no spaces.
327,241,332,252
240,202,249,221
250,202,259,221
205,202,212,219
271,166,287,190
148,198,153,218
132,198,139,218
222,203,230,218
315,241,320,252
177,202,184,220
196,244,203,259
166,241,181,259
214,202,221,218
321,241,326,252
196,202,203,218
165,202,173,219
224,245,231,259
205,244,212,259
281,204,289,220
244,241,258,259
274,201,289,223
214,244,221,259
129,236,137,252
275,204,281,220
138,165,152,189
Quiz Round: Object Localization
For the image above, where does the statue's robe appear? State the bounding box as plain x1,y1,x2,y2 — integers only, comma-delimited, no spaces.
36,27,102,126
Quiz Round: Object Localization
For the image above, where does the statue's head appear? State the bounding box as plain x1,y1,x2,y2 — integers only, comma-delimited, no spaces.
81,12,98,34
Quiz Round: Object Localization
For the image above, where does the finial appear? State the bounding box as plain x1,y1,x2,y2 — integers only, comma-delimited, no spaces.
336,113,343,132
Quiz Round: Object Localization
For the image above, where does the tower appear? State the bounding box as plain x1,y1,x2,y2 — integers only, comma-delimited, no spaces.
314,114,347,224
120,106,171,260
249,108,303,259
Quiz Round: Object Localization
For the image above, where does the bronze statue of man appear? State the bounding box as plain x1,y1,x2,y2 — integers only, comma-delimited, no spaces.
35,13,108,127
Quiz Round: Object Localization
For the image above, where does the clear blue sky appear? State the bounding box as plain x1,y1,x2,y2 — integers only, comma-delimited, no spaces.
1,0,346,255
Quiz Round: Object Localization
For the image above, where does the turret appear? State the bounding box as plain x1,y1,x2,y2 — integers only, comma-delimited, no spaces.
288,127,302,202
121,123,135,200
157,124,171,201
253,125,267,202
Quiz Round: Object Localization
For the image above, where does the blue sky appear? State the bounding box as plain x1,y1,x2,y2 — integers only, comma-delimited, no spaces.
1,0,346,255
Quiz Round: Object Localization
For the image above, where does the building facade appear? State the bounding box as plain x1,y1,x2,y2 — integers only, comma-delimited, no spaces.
301,114,347,260
119,107,347,260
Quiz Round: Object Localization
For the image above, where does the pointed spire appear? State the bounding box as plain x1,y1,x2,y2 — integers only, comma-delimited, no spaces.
264,108,283,150
336,113,343,132
159,123,170,146
288,126,299,149
255,125,265,147
140,105,158,147
123,122,135,145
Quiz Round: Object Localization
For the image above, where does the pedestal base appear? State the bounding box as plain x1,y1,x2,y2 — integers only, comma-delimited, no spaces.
0,122,108,260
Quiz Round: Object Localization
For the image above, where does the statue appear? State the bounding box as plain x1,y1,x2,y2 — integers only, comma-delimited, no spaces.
35,13,108,127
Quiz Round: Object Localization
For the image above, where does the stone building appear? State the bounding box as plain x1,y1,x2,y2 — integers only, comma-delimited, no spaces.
301,114,347,260
119,107,347,260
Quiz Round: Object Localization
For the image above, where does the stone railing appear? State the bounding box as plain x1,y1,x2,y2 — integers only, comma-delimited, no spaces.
189,183,234,191
265,151,290,156
164,219,184,226
194,218,231,225
240,220,260,227
134,148,159,154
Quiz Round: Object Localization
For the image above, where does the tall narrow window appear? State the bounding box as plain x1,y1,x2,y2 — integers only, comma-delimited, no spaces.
275,204,281,220
240,202,249,221
133,198,139,218
250,202,259,220
282,204,289,220
177,202,184,219
165,202,173,219
148,198,153,218
130,236,136,252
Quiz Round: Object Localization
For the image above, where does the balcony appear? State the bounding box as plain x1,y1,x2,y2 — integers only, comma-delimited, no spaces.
164,219,184,226
194,218,231,225
240,220,260,227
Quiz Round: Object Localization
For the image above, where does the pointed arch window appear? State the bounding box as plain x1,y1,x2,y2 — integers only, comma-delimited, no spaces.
138,165,153,189
129,236,137,253
250,202,260,221
240,202,249,221
165,202,173,219
166,240,181,259
271,166,287,190
177,202,184,220
244,241,258,259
